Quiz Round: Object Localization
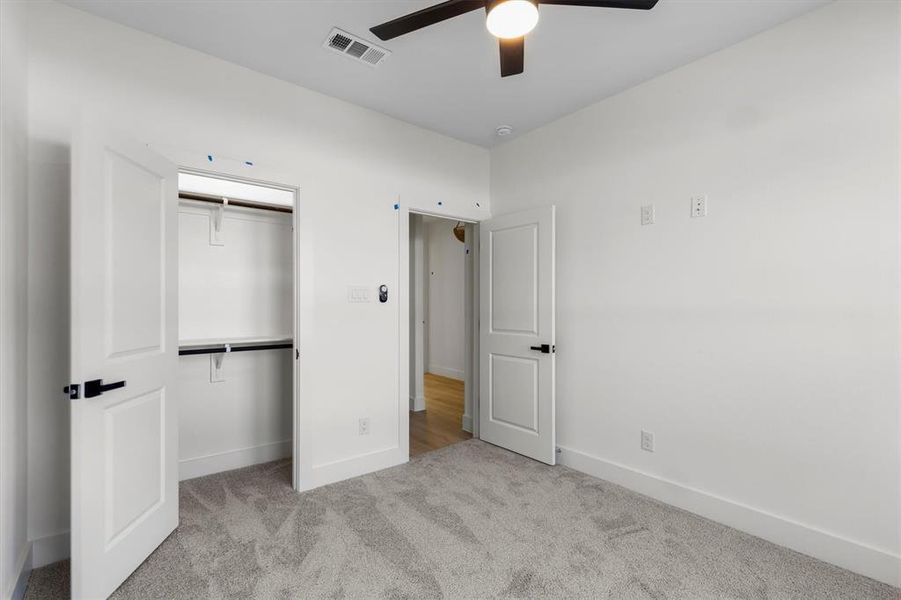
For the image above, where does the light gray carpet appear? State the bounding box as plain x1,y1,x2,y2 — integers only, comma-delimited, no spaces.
26,440,899,599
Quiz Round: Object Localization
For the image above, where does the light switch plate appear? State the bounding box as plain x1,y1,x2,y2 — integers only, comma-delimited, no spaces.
347,286,371,303
641,204,655,226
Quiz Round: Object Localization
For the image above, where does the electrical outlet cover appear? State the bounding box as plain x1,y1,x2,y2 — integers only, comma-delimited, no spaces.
690,195,708,218
641,204,655,226
641,430,655,452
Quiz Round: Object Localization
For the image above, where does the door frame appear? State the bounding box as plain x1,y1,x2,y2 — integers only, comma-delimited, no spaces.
176,166,302,491
398,207,481,460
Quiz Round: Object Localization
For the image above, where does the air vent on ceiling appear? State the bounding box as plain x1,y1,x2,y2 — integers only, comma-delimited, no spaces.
323,28,391,68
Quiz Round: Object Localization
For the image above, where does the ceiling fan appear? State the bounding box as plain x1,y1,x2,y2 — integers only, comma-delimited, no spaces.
370,0,659,78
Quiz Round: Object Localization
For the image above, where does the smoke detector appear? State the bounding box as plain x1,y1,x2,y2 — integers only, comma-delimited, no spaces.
323,28,391,68
496,125,514,137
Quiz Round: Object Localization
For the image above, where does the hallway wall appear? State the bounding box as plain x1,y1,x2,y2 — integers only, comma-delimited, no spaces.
427,219,466,380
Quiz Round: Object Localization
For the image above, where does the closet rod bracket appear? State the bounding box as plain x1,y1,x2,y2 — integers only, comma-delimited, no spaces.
210,198,227,246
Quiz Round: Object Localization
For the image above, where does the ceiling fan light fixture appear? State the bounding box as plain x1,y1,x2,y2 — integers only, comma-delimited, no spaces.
486,0,539,39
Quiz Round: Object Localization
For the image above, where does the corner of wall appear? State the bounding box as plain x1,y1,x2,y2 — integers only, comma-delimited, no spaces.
8,543,32,600
1,0,31,597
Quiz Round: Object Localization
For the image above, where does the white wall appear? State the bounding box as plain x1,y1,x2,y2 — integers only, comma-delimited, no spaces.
178,351,292,479
178,203,292,343
427,219,466,380
177,202,293,479
0,1,31,597
490,0,899,586
25,0,489,564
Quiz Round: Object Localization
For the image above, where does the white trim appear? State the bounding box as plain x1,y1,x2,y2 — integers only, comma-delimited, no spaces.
557,445,901,588
466,223,480,440
306,446,406,490
461,414,473,433
427,365,464,380
400,205,483,470
179,440,291,481
175,165,301,492
31,531,68,569
28,441,294,570
410,395,426,412
7,542,31,600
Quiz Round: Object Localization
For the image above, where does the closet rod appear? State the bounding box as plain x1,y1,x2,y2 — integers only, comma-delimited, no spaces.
178,342,293,356
178,191,293,214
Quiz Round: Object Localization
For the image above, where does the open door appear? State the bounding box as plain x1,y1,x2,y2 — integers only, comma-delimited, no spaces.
69,125,179,599
479,206,555,464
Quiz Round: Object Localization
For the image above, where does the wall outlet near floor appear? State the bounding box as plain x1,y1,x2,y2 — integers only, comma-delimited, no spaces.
359,417,370,435
641,204,655,226
690,195,708,218
641,430,655,452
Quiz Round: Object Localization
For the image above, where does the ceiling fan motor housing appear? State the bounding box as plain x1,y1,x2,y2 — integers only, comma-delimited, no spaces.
370,0,658,78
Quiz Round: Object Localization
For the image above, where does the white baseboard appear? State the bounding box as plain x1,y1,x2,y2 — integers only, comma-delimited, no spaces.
30,444,291,570
307,445,406,491
31,531,69,569
462,413,472,433
427,366,464,380
179,440,291,481
8,542,32,600
557,445,901,588
410,395,426,412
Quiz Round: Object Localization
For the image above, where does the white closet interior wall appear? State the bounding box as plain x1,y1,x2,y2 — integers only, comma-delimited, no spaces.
177,176,294,480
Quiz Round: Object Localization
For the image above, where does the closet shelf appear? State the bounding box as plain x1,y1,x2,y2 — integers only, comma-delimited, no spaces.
178,336,293,356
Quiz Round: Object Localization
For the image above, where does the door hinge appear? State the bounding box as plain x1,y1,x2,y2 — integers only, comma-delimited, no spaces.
63,383,80,400
296,349,300,360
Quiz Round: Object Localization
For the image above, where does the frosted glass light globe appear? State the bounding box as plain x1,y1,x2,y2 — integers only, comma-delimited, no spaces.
486,0,539,39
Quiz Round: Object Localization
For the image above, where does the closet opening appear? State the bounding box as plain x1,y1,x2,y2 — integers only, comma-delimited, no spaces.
176,169,298,490
408,213,478,457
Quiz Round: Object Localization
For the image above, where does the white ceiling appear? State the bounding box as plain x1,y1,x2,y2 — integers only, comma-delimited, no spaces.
61,0,829,147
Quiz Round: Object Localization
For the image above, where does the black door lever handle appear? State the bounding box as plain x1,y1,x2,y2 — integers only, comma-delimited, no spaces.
84,378,126,398
529,344,555,354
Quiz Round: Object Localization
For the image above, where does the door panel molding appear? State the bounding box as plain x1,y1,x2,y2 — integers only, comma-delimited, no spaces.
71,123,179,599
479,206,555,465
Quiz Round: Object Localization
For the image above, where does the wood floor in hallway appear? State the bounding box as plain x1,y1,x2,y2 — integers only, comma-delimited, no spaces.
410,373,471,457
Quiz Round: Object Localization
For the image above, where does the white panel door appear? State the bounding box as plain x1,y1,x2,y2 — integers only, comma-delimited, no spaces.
479,206,555,464
70,125,178,599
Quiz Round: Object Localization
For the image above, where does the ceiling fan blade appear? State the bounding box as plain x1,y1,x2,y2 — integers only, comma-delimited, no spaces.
499,37,524,77
538,0,658,8
370,0,485,41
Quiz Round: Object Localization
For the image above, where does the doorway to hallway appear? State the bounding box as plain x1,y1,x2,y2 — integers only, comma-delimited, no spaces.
410,373,471,456
408,213,475,457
